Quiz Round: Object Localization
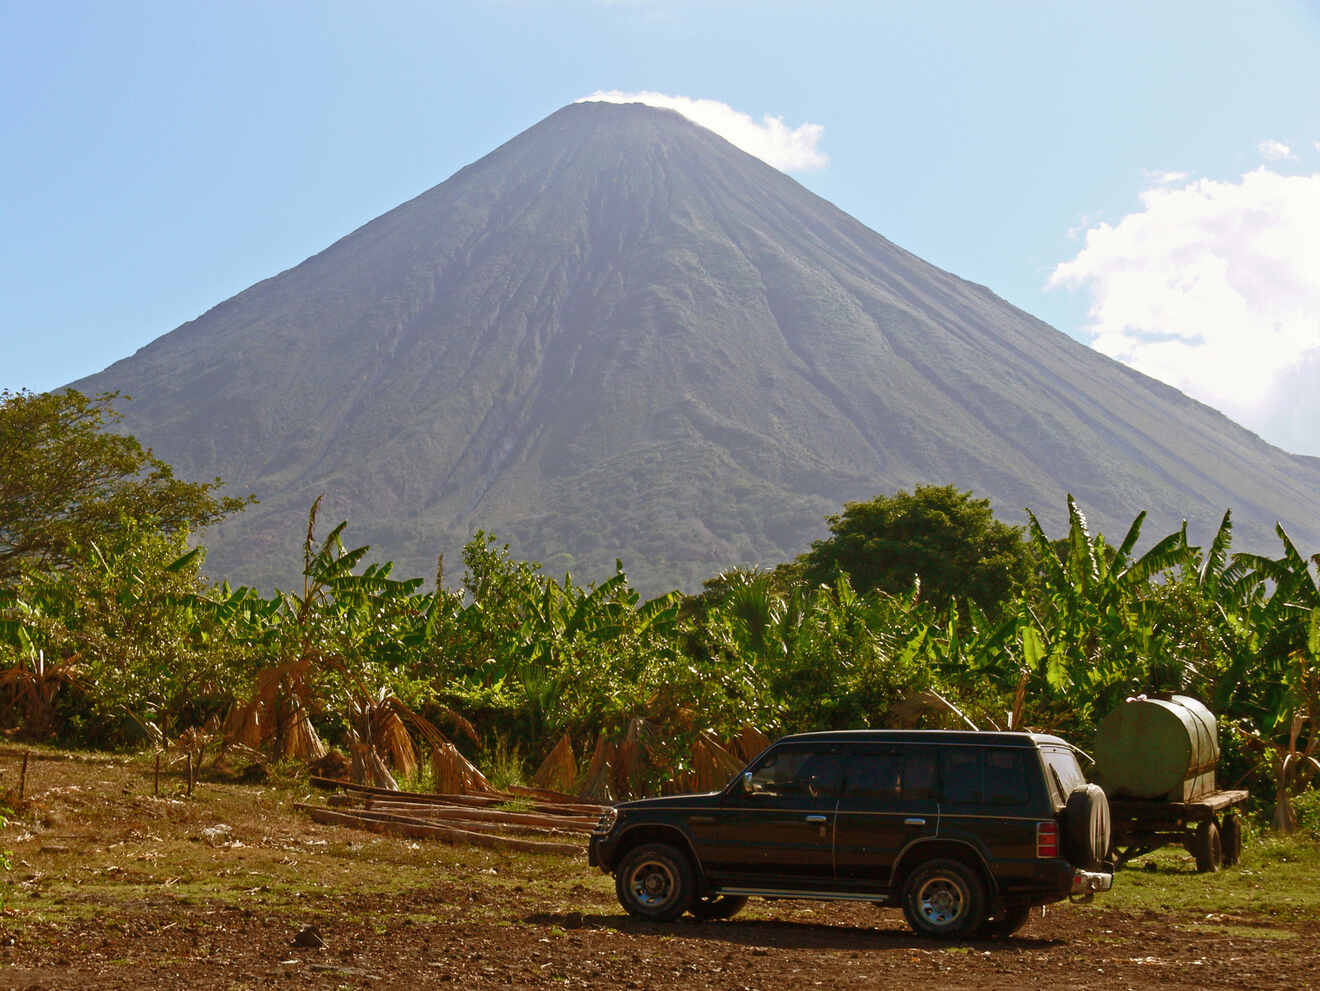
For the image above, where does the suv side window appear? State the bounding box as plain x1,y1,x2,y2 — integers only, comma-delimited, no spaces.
939,747,1034,808
983,748,1031,805
941,748,982,805
747,746,843,800
901,748,939,802
843,752,900,803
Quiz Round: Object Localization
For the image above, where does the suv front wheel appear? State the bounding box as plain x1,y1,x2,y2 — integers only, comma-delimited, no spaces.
615,843,696,922
901,859,988,939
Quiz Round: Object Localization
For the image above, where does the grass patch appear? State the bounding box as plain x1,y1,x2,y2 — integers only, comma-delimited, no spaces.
1099,834,1320,917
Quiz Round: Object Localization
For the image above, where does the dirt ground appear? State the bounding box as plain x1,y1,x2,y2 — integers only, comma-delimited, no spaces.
2,750,1318,991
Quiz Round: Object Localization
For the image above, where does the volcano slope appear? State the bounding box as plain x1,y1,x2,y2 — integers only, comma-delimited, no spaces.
72,101,1320,593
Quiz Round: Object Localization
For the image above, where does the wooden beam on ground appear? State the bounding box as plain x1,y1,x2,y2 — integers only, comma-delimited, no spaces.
297,804,583,855
310,776,608,816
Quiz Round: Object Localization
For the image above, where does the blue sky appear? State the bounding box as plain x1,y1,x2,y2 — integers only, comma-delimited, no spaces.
3,0,1318,452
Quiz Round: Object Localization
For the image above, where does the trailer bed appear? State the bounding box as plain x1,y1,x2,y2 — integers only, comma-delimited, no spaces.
1108,788,1248,871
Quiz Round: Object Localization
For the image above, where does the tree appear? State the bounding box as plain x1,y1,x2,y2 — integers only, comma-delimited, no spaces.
0,389,252,581
798,485,1032,615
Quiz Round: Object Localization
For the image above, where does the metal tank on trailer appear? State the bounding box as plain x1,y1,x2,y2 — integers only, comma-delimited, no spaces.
1093,694,1247,872
1094,694,1218,802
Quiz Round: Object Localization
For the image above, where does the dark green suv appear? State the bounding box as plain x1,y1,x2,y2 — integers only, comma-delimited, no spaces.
588,730,1112,938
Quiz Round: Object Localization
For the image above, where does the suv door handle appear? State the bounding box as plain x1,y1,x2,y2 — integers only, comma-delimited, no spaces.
904,817,927,826
805,814,828,823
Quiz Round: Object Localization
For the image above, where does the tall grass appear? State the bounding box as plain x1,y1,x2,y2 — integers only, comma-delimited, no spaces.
479,734,527,791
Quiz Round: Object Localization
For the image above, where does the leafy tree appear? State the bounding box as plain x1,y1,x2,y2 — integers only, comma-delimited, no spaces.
0,389,251,581
798,485,1032,615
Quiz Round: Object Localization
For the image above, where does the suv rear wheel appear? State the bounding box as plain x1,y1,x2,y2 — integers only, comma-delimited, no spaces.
901,858,987,939
615,843,695,922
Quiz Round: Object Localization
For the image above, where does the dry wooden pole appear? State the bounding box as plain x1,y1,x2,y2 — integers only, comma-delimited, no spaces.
19,750,30,800
296,803,582,855
154,753,161,797
186,752,194,797
309,776,608,815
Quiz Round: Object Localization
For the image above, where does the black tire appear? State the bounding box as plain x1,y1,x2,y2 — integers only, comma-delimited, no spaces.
975,903,1033,939
1221,814,1243,867
688,894,748,921
1193,820,1222,873
1062,784,1111,871
901,858,988,939
614,843,696,922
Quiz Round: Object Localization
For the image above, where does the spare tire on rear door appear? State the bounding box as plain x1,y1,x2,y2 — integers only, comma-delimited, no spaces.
1062,783,1111,870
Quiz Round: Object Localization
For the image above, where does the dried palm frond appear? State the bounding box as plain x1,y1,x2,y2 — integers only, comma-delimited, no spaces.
730,725,771,763
373,709,418,779
532,732,577,795
685,731,743,793
580,736,618,804
282,705,327,761
351,741,398,790
429,740,490,794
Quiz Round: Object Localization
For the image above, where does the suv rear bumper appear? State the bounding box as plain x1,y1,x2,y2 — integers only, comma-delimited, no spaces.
1070,868,1113,898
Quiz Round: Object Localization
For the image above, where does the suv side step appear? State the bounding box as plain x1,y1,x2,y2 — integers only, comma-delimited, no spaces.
715,887,891,903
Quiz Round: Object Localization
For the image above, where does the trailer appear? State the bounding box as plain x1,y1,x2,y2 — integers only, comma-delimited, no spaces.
1108,788,1248,871
1093,693,1247,872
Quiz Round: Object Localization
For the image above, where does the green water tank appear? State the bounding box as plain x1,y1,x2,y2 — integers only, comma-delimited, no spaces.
1094,694,1219,802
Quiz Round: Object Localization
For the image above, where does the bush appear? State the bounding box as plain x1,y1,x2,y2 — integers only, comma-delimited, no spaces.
1294,787,1320,842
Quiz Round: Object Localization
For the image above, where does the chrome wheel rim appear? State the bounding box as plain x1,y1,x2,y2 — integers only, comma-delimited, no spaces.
917,876,967,928
628,859,676,909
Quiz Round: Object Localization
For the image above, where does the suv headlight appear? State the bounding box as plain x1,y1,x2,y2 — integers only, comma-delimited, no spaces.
593,808,619,834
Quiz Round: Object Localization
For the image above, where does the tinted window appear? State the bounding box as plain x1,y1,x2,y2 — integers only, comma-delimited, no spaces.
1040,746,1085,804
901,749,939,802
843,753,901,803
748,748,842,799
938,748,1032,807
941,748,982,805
983,749,1031,805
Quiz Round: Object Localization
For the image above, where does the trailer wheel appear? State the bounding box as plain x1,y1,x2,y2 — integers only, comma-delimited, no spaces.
1221,814,1242,867
1193,820,1222,873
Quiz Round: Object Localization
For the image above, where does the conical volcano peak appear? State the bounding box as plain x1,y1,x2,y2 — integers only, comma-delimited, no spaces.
71,105,1320,593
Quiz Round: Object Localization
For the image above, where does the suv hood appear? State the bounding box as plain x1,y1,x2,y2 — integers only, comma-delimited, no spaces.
615,792,722,811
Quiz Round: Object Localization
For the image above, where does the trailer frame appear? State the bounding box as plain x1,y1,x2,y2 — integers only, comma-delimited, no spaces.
1108,788,1249,872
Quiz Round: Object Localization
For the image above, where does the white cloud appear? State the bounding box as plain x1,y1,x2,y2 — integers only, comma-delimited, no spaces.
1143,169,1189,185
1258,139,1294,160
577,91,828,172
1049,166,1320,456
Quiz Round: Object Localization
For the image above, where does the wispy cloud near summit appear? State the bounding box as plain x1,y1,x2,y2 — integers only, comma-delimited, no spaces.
577,91,828,172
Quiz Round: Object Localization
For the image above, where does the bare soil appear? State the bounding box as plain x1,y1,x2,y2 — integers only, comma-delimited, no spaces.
2,749,1317,990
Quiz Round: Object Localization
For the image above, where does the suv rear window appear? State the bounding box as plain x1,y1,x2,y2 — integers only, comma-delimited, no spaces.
1040,745,1086,806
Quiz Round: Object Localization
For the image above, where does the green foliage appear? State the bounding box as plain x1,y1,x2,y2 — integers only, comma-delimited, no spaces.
3,428,1319,814
0,389,252,581
480,735,529,791
1294,789,1320,842
798,485,1032,617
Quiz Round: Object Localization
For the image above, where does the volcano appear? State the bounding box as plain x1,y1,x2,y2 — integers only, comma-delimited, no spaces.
72,101,1320,592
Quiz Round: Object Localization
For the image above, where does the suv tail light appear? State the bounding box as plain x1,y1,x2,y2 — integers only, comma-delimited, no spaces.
1036,820,1059,858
